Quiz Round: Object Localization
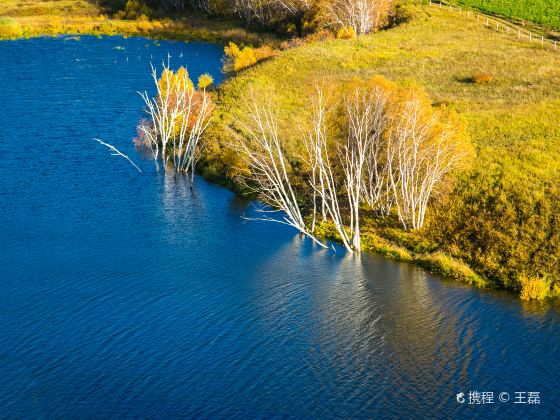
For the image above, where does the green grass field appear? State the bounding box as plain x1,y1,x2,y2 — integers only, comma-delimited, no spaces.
451,0,560,30
207,4,560,297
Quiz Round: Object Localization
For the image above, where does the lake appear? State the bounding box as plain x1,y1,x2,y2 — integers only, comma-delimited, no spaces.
0,35,558,419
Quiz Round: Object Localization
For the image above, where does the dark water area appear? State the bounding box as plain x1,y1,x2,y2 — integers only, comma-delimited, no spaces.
0,36,559,419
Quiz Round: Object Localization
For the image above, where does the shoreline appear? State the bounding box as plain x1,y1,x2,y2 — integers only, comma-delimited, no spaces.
0,13,278,45
2,5,558,302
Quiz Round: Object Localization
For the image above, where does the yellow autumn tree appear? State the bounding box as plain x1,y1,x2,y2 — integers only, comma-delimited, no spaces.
385,86,473,230
138,65,213,179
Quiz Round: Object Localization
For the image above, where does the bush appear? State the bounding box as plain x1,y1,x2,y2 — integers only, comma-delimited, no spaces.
224,42,276,72
136,17,152,32
519,276,549,301
337,26,356,39
472,73,493,84
552,283,560,298
233,47,257,71
0,18,23,38
253,45,275,61
197,73,214,90
115,0,151,19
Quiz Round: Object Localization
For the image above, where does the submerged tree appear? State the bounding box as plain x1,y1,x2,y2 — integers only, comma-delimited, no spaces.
233,95,327,248
138,63,213,181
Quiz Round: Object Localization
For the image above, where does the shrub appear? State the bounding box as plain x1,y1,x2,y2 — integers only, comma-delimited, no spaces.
253,45,275,61
136,18,152,32
337,26,356,39
115,0,151,20
224,42,276,72
0,17,23,38
304,29,335,43
519,276,549,301
224,42,254,71
224,41,241,59
472,73,493,84
197,73,214,90
552,283,560,298
233,47,257,71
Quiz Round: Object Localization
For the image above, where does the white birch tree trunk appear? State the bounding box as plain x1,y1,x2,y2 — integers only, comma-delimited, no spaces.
234,95,327,248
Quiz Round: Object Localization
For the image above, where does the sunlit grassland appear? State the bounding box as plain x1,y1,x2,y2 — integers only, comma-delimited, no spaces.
208,4,560,295
0,0,98,18
0,0,270,43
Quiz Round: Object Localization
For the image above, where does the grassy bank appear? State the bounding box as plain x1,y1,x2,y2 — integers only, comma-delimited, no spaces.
205,4,560,299
0,0,273,44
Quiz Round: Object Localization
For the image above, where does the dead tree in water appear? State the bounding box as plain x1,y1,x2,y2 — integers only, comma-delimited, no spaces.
234,95,326,248
94,138,142,173
138,63,212,181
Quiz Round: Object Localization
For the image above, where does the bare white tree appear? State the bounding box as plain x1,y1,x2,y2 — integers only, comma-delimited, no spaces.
307,92,353,251
227,83,469,254
138,64,178,165
234,95,327,248
162,0,209,12
188,0,211,11
326,0,394,34
307,87,367,252
275,0,313,14
361,84,392,215
386,97,468,230
306,84,395,252
341,86,391,250
307,88,328,233
170,73,213,182
231,0,313,24
139,63,212,180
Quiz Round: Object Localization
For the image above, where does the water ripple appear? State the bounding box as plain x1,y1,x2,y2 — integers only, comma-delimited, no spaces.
0,36,559,419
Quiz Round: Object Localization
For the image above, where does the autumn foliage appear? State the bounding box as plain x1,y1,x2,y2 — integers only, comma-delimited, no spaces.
224,42,277,72
137,65,213,177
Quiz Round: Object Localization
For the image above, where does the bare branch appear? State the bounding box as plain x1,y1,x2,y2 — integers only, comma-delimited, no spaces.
232,92,327,248
94,138,142,173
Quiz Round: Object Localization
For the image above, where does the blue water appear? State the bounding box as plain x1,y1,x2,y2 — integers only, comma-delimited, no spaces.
0,35,559,419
